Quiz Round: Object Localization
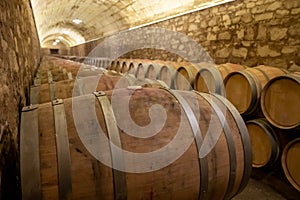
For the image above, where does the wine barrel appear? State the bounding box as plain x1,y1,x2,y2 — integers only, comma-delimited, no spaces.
127,61,140,75
120,61,130,74
114,61,121,73
107,61,116,71
144,61,165,80
20,88,251,200
224,66,288,116
194,63,247,95
135,63,147,80
261,73,300,129
30,72,168,104
246,119,279,168
158,62,181,88
174,64,200,90
282,138,300,192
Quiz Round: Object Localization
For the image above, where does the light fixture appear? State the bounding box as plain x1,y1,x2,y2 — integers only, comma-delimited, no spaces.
72,18,82,25
58,36,63,40
63,30,70,34
55,39,60,43
53,42,57,46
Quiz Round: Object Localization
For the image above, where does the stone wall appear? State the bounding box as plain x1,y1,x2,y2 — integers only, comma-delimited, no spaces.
70,0,300,69
0,0,41,198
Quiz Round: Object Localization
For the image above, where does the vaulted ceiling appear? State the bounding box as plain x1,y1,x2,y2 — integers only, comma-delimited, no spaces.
30,0,231,48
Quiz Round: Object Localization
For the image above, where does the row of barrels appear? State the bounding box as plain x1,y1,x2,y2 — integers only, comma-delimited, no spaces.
57,56,300,131
103,57,300,193
21,56,253,199
34,56,300,193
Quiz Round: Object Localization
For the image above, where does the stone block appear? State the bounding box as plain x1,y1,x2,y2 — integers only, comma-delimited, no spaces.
200,21,208,29
237,29,245,39
288,24,300,36
232,47,248,59
257,45,281,57
188,23,198,32
255,12,273,21
242,41,252,47
218,31,231,40
276,9,290,16
212,26,220,33
267,2,282,11
236,9,248,16
283,0,300,9
232,17,241,24
291,8,300,15
208,17,219,27
252,5,267,14
215,47,232,58
282,46,298,54
246,2,256,8
207,32,217,41
270,27,288,41
245,26,255,40
241,13,252,23
257,24,267,40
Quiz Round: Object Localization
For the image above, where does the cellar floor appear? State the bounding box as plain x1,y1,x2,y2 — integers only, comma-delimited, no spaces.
233,168,300,200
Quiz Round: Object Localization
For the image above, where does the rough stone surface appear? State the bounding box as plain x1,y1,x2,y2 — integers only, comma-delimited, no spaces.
207,32,217,41
218,31,231,40
71,0,300,67
255,12,274,21
0,0,40,198
267,2,282,11
282,46,298,54
291,8,300,14
215,47,232,58
257,24,267,40
257,45,281,57
232,47,248,59
276,9,290,16
270,27,288,40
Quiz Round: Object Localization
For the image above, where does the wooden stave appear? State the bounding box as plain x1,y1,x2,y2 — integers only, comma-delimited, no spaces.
20,88,251,200
194,65,223,94
174,64,199,91
281,138,300,192
246,118,280,168
261,74,300,129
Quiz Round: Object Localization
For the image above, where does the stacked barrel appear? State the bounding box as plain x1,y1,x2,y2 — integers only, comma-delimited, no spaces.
20,56,253,199
106,57,300,193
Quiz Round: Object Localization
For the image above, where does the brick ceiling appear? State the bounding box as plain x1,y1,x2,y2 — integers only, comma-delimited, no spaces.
30,0,231,48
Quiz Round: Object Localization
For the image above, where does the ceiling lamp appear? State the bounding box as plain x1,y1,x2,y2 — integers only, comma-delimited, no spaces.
63,30,70,34
72,18,82,25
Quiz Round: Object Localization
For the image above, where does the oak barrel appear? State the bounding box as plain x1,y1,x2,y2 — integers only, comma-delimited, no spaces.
174,64,200,90
120,61,129,74
224,66,287,115
134,63,147,80
281,138,300,192
21,88,251,200
246,119,279,168
158,62,181,88
194,63,247,95
261,73,300,129
114,61,121,73
145,62,164,80
30,72,168,104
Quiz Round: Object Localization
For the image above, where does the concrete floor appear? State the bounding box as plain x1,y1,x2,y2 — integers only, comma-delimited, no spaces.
233,178,286,200
232,167,300,200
